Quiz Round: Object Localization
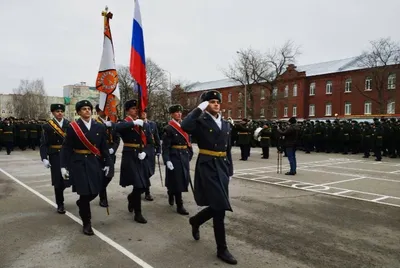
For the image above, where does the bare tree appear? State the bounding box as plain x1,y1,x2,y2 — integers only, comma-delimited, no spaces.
117,65,136,118
355,37,400,114
223,40,300,119
223,48,267,119
12,79,48,119
260,40,300,119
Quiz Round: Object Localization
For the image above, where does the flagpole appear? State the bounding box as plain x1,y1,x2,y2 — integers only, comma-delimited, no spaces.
137,84,143,153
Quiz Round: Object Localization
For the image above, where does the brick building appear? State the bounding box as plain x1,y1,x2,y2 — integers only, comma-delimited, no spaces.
171,57,399,120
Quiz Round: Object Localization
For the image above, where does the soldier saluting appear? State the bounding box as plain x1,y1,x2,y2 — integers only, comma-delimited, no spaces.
94,104,121,208
40,104,70,214
162,104,193,215
181,90,237,265
60,100,112,236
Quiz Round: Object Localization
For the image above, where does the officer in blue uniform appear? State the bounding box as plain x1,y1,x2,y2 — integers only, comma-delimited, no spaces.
40,103,70,214
181,90,237,265
141,108,161,201
162,104,193,215
94,104,121,207
116,99,152,224
60,100,112,236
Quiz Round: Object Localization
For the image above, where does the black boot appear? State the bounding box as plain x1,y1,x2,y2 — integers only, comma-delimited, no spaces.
127,194,133,213
189,217,200,240
217,249,237,265
134,212,147,224
99,189,108,207
168,192,174,206
214,211,237,265
175,193,189,215
57,204,66,214
77,199,94,236
82,221,94,236
144,194,154,201
133,190,147,223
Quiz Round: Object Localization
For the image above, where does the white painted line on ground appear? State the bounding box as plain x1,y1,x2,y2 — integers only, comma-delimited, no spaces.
232,174,400,208
0,167,154,268
389,170,400,174
333,190,352,195
274,180,293,184
320,177,366,186
16,172,51,177
371,196,390,202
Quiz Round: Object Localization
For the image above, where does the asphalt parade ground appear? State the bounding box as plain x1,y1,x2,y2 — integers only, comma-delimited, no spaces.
1,145,400,268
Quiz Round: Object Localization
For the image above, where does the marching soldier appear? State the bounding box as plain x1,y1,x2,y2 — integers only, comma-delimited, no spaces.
95,104,121,208
40,104,70,214
182,90,237,265
60,100,112,235
141,108,161,201
116,99,152,224
162,104,193,215
259,124,272,159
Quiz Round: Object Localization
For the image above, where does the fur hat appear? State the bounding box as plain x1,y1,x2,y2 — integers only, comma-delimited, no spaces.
50,104,65,112
75,100,93,112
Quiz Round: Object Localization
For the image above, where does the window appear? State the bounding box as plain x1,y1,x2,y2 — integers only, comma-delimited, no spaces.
309,82,315,96
344,102,351,115
193,98,196,105
187,98,190,106
293,84,298,96
260,108,265,117
387,101,395,114
228,110,232,117
283,105,288,117
238,92,243,102
272,86,278,97
292,105,297,117
272,108,277,117
388,74,396,89
260,89,265,100
220,93,223,103
325,103,332,116
326,81,332,94
238,109,242,118
284,85,289,97
364,101,372,115
365,77,372,91
1,110,4,114
345,78,352,93
309,104,315,117
228,92,232,102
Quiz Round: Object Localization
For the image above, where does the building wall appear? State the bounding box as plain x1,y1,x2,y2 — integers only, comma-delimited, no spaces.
173,65,400,120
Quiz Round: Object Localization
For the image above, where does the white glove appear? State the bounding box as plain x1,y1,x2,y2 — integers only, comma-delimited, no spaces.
197,101,209,111
61,168,69,180
109,148,114,155
42,159,51,168
166,161,174,170
133,119,144,127
229,176,232,181
105,121,112,127
138,152,146,160
103,166,110,176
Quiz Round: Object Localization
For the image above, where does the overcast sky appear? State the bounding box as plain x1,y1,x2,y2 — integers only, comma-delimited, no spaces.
1,0,399,97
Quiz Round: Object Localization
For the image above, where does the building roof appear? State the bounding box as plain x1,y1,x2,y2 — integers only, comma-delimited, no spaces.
185,56,364,93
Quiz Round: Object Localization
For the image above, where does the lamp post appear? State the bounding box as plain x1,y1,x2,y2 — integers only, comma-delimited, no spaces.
236,51,247,119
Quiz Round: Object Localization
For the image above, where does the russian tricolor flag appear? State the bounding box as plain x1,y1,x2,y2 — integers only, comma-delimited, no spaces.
130,0,147,112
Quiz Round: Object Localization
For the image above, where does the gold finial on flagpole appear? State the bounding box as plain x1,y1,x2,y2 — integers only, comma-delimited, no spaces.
102,6,108,16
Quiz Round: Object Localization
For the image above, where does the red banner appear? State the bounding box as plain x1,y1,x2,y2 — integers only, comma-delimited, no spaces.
70,121,101,156
168,120,191,147
104,94,118,122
